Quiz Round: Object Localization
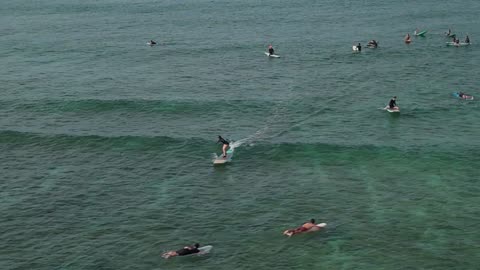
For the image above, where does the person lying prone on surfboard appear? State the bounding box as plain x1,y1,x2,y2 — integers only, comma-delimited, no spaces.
217,135,230,158
283,219,323,237
162,243,200,259
367,40,378,48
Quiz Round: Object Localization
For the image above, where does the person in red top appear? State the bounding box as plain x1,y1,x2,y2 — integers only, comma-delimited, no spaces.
283,219,319,237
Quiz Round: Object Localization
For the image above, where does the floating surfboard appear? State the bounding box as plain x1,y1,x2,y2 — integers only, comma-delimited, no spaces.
264,52,280,58
197,245,213,255
452,92,474,100
385,106,400,113
446,42,470,47
414,30,428,36
213,148,234,165
147,42,156,46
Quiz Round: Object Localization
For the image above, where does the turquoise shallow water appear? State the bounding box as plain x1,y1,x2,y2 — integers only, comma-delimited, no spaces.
1,0,480,269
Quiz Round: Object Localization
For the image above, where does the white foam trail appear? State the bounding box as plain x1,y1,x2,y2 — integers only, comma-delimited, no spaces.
229,127,268,150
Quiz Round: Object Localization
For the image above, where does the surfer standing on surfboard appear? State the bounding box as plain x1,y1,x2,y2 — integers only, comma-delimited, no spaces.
283,219,321,237
268,45,275,55
388,96,397,109
217,136,230,158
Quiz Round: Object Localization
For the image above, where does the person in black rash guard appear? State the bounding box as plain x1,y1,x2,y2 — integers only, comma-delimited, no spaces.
356,43,362,51
465,35,470,44
268,45,274,55
389,96,397,109
162,243,200,258
217,135,230,158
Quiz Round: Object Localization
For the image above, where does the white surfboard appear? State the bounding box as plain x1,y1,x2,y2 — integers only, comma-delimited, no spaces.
385,106,400,113
213,148,234,165
197,245,213,254
264,52,280,58
352,46,360,52
307,223,327,232
446,42,470,47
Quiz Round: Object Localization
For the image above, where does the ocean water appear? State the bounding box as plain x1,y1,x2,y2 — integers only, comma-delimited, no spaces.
1,0,480,269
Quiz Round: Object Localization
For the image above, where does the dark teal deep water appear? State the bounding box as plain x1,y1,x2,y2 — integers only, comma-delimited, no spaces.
1,0,480,269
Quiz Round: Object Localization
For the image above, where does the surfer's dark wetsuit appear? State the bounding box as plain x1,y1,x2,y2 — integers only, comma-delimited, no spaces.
176,246,200,256
268,48,274,55
389,99,397,108
217,136,229,145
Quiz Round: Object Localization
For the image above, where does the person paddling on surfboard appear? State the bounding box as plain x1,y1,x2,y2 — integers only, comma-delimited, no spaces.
149,40,157,45
268,45,275,55
217,135,230,158
283,219,324,237
388,96,397,109
162,243,200,259
367,40,378,48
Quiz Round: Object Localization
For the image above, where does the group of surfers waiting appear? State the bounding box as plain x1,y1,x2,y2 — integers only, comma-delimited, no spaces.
451,35,470,45
446,29,470,44
404,29,471,44
353,40,378,51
